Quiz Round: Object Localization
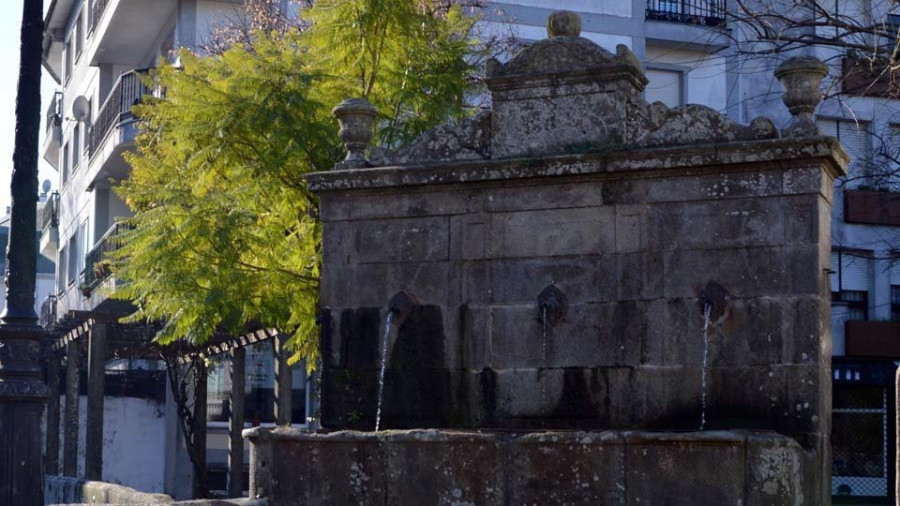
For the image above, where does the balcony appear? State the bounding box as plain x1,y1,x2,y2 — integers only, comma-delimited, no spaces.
70,222,135,315
841,56,897,98
845,320,900,358
87,0,177,68
40,191,59,258
42,91,62,170
844,190,900,226
85,70,148,190
645,0,726,27
82,222,130,289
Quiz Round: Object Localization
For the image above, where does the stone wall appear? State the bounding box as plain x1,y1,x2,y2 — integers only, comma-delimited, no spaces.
313,138,841,442
292,11,847,505
246,427,817,506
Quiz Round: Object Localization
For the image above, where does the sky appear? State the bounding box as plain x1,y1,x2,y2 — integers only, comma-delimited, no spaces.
0,3,59,212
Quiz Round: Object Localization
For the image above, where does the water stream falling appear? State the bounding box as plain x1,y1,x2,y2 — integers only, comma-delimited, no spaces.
699,302,712,431
541,305,548,364
375,311,394,432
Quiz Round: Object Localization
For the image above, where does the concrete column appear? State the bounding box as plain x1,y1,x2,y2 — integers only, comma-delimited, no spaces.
228,347,246,498
192,359,208,499
273,335,292,426
63,341,82,477
84,322,107,480
45,351,61,475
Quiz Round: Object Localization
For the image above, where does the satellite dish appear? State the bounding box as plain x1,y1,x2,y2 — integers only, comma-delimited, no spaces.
41,180,51,194
72,96,89,122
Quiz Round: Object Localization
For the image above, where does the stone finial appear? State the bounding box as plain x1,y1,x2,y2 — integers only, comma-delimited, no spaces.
547,11,581,38
774,56,828,137
332,98,378,169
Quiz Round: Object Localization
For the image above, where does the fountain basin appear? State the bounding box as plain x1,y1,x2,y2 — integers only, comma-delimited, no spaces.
246,427,815,505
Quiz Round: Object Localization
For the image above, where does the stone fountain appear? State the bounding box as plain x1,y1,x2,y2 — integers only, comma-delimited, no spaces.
245,12,847,505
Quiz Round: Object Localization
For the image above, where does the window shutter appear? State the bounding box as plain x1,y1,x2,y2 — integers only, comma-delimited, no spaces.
818,119,872,177
836,252,871,291
645,69,682,108
890,257,900,286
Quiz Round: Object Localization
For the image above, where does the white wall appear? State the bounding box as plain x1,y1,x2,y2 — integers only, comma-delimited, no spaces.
52,395,167,493
645,45,727,112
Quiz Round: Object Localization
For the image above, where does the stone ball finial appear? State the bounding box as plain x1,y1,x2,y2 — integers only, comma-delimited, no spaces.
774,56,828,137
547,11,581,38
332,97,378,169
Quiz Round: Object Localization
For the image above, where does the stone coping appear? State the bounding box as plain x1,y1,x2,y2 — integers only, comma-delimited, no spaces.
306,136,848,193
244,426,805,450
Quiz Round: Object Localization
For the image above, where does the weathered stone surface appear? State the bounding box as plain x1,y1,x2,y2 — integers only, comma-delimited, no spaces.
371,111,492,166
304,11,847,505
246,428,813,506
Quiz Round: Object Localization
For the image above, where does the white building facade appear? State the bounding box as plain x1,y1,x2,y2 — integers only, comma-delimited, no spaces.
40,0,310,499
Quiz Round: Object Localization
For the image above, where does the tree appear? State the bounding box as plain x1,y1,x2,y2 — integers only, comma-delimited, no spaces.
729,0,900,186
115,0,484,366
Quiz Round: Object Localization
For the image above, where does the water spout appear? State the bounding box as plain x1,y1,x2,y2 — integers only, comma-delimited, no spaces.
375,310,394,432
700,302,711,431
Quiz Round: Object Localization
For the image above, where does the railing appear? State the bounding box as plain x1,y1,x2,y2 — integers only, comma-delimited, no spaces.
40,295,57,328
81,222,132,289
89,70,149,156
46,91,62,137
90,0,111,33
645,0,726,27
41,191,59,231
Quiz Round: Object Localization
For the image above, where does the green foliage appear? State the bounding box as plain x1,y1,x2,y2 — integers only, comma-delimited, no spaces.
116,1,481,367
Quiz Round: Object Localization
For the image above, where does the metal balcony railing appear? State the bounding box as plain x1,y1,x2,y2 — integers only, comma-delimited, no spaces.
89,70,149,156
41,191,59,232
90,0,111,33
81,222,133,289
40,295,57,328
46,91,62,137
645,0,726,27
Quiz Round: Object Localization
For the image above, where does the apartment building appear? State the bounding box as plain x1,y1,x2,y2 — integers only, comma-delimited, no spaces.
40,0,310,499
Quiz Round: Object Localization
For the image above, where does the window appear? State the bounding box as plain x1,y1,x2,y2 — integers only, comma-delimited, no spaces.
64,37,73,84
206,342,309,425
818,119,873,183
58,244,68,294
66,232,77,286
62,140,70,186
645,68,684,108
74,12,83,62
831,251,871,320
72,125,81,171
78,220,89,277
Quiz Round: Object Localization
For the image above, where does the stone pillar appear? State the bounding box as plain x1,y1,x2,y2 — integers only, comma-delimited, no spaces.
45,350,61,475
228,347,246,498
273,335,292,426
84,322,106,480
63,341,82,477
192,359,208,499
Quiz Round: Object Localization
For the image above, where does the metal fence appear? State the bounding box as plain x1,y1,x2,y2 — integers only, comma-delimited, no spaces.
40,295,57,329
41,191,59,232
832,385,891,499
45,91,62,137
89,70,148,157
645,0,727,27
82,222,132,288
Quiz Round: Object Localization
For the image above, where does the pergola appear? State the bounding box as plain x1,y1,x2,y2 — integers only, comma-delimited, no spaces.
42,310,295,498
